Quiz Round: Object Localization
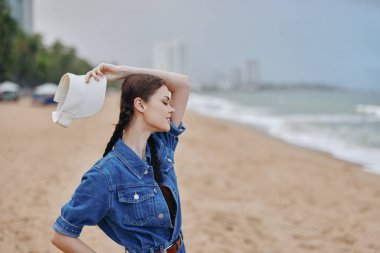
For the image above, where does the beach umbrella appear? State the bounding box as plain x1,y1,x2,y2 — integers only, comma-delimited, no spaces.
33,83,58,95
0,81,20,93
0,81,20,101
33,83,58,105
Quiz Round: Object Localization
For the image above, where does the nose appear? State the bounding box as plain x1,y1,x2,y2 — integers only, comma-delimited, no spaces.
169,105,175,113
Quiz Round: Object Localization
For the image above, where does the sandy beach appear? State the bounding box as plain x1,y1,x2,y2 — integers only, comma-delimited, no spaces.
1,94,379,253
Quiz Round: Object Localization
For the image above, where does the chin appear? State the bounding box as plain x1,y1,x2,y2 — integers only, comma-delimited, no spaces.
155,123,170,132
163,124,170,132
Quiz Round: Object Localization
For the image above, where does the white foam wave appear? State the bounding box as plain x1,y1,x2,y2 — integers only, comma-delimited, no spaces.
356,104,380,118
188,93,380,174
282,114,380,124
270,125,380,174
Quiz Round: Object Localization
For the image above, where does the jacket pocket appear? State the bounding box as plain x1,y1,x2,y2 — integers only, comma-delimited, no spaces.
117,186,156,226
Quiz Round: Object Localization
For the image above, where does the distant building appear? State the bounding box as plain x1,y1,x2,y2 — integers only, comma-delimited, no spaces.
6,0,33,33
152,40,185,74
213,72,232,91
214,60,260,91
230,67,242,90
240,60,260,90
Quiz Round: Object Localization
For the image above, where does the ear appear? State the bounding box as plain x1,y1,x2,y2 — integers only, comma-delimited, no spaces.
133,97,145,113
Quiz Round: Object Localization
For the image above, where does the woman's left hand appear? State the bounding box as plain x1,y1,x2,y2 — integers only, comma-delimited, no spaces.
85,63,125,83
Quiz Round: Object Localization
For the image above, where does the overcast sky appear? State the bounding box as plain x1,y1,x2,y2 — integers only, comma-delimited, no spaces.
33,0,380,90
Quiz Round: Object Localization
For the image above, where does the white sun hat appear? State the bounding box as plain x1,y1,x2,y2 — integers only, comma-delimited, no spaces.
52,73,107,127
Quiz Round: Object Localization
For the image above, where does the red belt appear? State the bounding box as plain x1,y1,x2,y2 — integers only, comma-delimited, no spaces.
157,235,182,253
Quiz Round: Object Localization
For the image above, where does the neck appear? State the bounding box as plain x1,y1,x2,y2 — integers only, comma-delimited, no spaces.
122,119,152,159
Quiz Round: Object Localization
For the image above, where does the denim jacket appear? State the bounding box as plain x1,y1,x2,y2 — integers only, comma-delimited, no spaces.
53,122,186,253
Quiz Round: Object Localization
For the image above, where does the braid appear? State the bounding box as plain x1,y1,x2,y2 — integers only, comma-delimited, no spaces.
103,104,133,157
148,136,162,186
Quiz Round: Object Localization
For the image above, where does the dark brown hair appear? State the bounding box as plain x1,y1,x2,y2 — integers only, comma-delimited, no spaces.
103,74,166,185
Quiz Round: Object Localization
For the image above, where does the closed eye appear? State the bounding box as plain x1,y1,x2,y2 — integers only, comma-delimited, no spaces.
163,96,171,105
163,99,171,105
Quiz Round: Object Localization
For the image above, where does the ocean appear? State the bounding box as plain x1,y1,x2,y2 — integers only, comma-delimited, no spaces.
187,89,380,174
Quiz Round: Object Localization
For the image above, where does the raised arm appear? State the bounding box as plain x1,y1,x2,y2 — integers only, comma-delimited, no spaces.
86,63,190,127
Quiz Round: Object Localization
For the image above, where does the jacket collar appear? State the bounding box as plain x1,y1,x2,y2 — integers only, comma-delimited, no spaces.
113,139,151,179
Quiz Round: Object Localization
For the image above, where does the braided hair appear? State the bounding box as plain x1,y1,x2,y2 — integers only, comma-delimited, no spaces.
148,135,163,186
103,74,166,186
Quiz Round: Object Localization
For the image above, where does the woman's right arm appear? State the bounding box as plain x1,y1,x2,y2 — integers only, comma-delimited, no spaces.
51,231,96,253
51,168,110,252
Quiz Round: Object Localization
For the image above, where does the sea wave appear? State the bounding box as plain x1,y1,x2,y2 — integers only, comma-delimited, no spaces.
280,114,380,124
188,93,380,174
356,104,380,118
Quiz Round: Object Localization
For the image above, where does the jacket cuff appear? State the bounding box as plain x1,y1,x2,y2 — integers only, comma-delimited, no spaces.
169,121,186,136
52,215,83,238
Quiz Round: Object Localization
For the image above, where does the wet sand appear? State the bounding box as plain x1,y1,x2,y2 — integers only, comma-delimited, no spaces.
1,94,379,253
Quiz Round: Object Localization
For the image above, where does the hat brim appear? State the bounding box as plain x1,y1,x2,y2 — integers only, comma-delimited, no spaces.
52,73,107,127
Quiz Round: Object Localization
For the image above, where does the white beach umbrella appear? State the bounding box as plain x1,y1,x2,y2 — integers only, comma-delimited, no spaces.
0,81,20,93
34,83,58,95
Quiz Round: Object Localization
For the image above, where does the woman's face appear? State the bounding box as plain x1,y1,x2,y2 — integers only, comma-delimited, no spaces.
142,85,175,132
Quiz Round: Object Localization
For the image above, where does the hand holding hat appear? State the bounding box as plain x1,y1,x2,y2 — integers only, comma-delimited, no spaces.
85,63,127,83
52,72,107,127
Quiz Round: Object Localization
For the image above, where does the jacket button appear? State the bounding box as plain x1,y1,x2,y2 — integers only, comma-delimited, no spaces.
167,158,173,162
134,193,139,200
144,169,148,175
158,213,164,219
153,188,157,193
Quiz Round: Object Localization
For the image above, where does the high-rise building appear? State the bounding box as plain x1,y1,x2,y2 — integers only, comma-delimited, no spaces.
6,0,33,34
152,40,185,74
227,60,260,90
240,60,260,90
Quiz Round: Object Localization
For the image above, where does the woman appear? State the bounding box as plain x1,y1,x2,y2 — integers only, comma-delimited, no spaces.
51,63,190,253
